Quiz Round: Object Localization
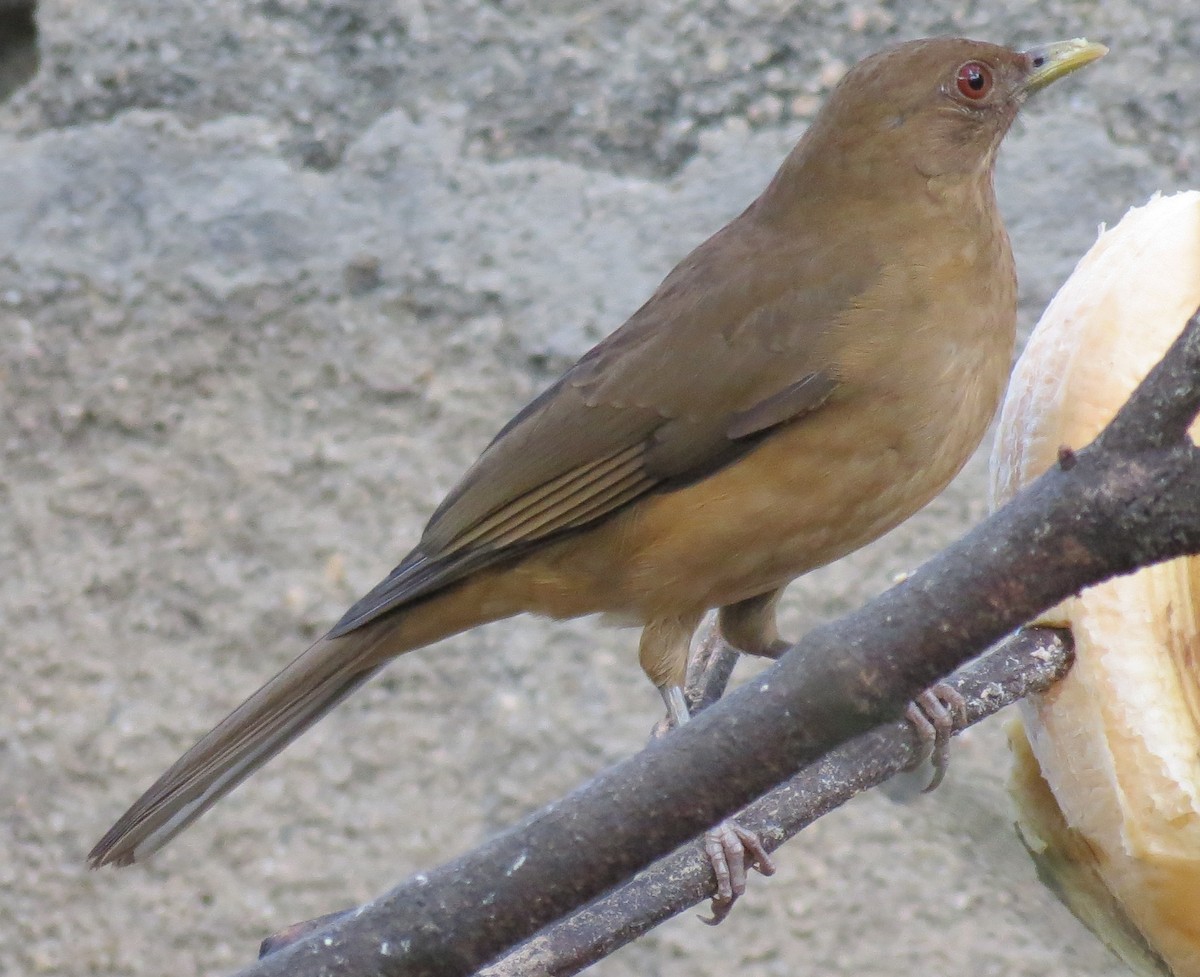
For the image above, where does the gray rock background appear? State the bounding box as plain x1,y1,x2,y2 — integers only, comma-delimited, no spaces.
1,1,1195,974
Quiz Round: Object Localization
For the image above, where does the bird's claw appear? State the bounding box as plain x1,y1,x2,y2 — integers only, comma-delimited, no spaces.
904,683,968,792
699,820,776,925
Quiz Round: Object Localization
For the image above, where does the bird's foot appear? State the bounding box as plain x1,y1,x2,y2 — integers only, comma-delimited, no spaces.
904,683,968,792
700,819,776,925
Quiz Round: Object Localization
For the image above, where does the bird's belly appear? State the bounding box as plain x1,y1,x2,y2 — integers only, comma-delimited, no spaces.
514,371,1002,623
628,401,969,611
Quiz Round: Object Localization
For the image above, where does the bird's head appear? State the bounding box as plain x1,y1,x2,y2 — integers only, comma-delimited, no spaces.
782,36,1106,190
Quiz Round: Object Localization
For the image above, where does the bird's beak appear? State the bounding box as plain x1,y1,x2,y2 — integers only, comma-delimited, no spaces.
1020,38,1108,95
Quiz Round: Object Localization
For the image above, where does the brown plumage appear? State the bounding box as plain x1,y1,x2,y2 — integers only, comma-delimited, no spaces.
90,36,1106,868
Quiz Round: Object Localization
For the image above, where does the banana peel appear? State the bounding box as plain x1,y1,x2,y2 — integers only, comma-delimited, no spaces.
989,191,1200,976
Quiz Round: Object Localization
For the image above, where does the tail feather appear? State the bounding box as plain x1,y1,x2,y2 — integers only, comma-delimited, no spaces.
90,561,523,868
88,630,387,868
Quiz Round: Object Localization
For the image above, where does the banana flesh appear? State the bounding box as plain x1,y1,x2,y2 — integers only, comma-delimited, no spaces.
990,191,1200,977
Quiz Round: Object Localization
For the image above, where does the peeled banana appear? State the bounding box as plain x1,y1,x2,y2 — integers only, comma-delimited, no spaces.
990,191,1200,977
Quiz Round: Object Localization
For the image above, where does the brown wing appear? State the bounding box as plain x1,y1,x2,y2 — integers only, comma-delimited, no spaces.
328,209,877,637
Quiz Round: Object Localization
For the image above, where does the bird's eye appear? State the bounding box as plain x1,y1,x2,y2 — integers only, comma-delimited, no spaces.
955,61,993,100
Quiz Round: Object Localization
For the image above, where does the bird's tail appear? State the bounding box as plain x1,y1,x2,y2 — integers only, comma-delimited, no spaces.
88,581,502,868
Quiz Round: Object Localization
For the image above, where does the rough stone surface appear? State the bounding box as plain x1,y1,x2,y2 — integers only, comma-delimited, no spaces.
1,2,1194,975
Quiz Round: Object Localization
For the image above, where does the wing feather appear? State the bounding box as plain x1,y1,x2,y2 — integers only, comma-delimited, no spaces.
439,443,646,554
328,206,880,637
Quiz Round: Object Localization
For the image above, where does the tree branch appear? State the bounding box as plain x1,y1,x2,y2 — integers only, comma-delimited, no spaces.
234,306,1200,977
479,626,1072,976
259,625,1071,973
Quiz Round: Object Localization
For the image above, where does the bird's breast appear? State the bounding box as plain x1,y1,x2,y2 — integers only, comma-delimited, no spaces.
506,219,1017,623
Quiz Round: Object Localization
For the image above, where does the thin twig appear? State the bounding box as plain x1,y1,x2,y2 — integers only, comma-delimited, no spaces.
479,626,1071,976
1097,307,1200,451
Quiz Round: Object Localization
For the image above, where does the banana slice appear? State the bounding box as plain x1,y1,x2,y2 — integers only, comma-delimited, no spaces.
989,191,1200,977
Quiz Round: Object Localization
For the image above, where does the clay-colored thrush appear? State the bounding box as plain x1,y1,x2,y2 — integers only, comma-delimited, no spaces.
90,37,1106,870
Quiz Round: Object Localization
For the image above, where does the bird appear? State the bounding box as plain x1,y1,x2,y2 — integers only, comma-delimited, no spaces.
90,37,1107,881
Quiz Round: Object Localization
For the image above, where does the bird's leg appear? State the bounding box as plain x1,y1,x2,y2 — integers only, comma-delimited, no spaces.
653,682,776,925
718,588,790,659
683,614,741,713
642,616,700,740
659,683,691,727
643,615,776,925
904,683,968,792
